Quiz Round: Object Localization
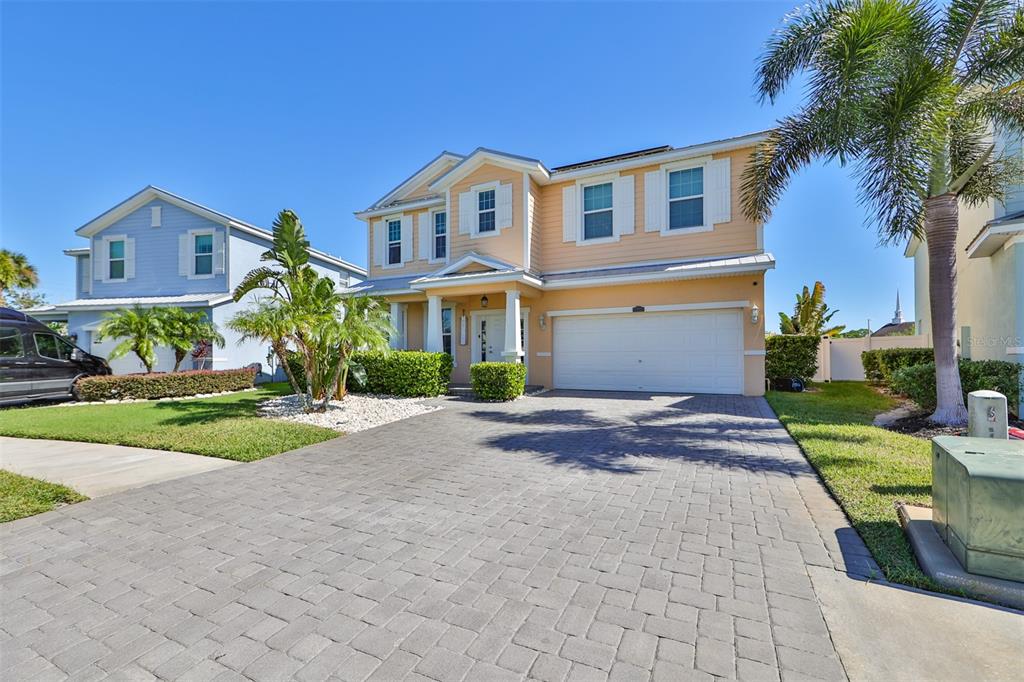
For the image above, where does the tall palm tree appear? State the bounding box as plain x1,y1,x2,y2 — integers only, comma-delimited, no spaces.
0,250,39,302
227,301,304,396
158,307,226,372
779,281,846,336
742,0,1023,425
96,306,165,373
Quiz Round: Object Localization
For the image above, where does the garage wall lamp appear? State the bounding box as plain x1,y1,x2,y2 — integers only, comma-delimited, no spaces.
751,304,760,325
538,314,547,330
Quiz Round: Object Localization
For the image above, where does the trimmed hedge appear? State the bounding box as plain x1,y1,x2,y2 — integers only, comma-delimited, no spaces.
287,350,453,397
861,347,934,384
75,368,256,402
765,335,820,382
890,359,1021,414
471,362,527,401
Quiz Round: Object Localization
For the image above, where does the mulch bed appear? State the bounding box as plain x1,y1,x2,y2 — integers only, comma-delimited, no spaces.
885,411,1024,440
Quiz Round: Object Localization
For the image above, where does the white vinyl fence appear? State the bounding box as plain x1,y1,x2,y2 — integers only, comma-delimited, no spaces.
813,334,932,381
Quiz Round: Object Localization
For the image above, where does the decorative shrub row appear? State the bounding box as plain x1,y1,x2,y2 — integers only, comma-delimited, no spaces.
470,362,527,401
348,351,453,397
765,335,820,382
861,347,934,383
890,359,1021,414
75,368,256,402
287,350,453,397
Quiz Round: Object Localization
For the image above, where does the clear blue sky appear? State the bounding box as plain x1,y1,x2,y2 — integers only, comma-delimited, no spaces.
1,0,913,332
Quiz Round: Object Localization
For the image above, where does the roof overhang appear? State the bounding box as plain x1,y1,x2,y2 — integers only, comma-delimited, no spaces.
369,151,464,210
903,236,921,258
63,247,90,257
428,148,550,192
543,254,775,290
354,195,445,220
47,293,235,312
410,270,544,290
966,219,1024,259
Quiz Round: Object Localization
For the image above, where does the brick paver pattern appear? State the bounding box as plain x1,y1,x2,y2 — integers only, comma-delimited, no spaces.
0,392,879,681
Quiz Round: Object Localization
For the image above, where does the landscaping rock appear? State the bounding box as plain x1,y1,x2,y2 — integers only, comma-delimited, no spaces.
258,394,441,433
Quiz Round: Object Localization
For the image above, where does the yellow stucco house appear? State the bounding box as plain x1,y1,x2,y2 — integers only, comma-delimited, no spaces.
348,131,774,396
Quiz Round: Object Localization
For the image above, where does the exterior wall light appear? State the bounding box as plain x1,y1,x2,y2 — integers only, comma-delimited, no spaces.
751,304,760,325
480,295,489,308
538,314,547,330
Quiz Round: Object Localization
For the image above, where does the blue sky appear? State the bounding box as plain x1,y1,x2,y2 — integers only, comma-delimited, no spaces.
2,0,913,332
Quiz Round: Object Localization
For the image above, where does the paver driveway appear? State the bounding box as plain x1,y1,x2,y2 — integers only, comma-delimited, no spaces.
0,393,875,681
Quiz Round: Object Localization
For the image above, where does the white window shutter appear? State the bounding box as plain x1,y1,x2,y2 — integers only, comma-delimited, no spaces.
497,183,513,228
644,171,664,232
81,257,91,294
458,191,474,235
613,175,635,236
213,231,226,274
94,242,107,281
418,213,431,260
562,185,578,242
400,215,413,263
150,206,161,227
373,221,385,266
706,157,732,224
124,238,136,279
178,234,190,276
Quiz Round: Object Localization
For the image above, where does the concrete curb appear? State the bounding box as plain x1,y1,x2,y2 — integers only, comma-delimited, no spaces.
898,504,1024,610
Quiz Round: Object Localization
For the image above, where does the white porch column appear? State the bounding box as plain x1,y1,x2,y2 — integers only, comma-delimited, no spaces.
389,302,403,349
425,295,443,352
502,289,523,361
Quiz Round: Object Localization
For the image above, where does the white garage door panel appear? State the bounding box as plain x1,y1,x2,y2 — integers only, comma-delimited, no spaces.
553,310,743,394
91,336,179,375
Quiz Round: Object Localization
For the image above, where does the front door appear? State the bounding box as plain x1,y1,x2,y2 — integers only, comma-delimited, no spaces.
477,313,505,362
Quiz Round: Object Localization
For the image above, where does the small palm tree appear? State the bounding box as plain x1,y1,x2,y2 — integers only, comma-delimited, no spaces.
320,295,395,406
0,250,39,302
158,307,226,372
96,306,165,373
227,301,304,397
779,281,846,337
741,0,1024,424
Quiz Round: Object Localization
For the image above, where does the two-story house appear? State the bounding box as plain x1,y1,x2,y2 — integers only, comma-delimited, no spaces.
905,128,1024,370
37,186,364,375
349,131,774,396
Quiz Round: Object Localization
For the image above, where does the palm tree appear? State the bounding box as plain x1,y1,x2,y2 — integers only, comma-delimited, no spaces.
227,300,304,396
741,0,1023,425
779,281,846,336
320,295,394,406
158,307,226,372
96,306,165,373
0,250,39,302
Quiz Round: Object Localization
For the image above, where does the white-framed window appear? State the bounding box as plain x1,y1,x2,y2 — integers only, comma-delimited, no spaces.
441,306,453,356
433,211,447,260
478,189,496,233
387,218,402,265
668,166,704,230
194,233,214,275
582,182,614,240
108,239,126,280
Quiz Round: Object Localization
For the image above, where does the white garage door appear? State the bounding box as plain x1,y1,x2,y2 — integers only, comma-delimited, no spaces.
90,335,179,375
553,309,743,394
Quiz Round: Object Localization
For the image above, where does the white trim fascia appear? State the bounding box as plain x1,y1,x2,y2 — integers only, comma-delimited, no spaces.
63,247,90,257
369,151,464,209
76,187,230,237
428,148,550,192
548,131,769,183
965,222,1024,258
522,172,531,271
903,236,921,258
344,286,420,297
430,252,516,277
51,296,231,313
743,350,767,356
354,196,445,220
412,270,544,290
547,300,750,317
543,261,774,290
540,252,765,276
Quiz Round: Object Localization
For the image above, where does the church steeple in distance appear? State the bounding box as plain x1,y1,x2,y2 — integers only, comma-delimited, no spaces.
892,290,904,325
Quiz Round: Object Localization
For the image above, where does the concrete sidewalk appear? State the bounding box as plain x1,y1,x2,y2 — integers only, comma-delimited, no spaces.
0,436,238,497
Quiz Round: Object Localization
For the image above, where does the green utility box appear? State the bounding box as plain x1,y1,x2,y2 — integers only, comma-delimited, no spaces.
932,436,1024,582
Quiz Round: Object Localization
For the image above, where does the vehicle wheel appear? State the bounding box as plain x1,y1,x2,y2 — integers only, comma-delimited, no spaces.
71,380,82,402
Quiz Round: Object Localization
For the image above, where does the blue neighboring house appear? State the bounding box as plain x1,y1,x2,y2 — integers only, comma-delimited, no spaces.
31,186,365,376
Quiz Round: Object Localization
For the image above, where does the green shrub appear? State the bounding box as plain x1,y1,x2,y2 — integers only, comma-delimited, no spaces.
861,347,933,384
890,359,1021,414
765,335,820,382
289,350,452,397
75,368,256,402
470,362,527,401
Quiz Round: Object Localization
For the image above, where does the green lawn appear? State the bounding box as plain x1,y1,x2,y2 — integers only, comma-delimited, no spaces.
0,470,87,522
766,381,938,590
0,383,338,462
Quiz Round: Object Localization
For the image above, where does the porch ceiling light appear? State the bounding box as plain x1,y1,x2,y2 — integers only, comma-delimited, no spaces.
481,295,489,308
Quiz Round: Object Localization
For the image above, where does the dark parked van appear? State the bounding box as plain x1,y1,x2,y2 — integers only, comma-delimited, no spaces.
0,307,110,405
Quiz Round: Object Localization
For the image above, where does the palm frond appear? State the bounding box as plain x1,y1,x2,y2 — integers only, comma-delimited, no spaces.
943,0,1016,70
755,0,844,103
959,7,1024,85
232,266,285,302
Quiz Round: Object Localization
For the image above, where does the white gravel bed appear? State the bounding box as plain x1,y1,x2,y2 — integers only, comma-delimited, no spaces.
258,393,441,433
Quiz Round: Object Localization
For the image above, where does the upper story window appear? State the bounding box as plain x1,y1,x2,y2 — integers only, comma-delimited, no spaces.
668,167,704,229
478,189,496,233
387,219,402,265
108,239,126,280
194,233,214,275
433,211,447,260
583,182,614,240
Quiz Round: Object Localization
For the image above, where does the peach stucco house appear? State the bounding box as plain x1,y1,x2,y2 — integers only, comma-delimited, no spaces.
348,131,774,396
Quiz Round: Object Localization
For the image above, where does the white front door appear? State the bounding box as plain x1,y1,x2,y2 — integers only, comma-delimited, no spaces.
553,309,743,394
472,310,529,365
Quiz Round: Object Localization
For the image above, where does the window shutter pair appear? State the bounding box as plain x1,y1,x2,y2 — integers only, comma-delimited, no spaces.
458,191,475,235
400,215,413,263
497,183,513,229
372,221,385,266
643,157,731,231
418,213,432,260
